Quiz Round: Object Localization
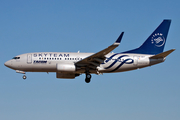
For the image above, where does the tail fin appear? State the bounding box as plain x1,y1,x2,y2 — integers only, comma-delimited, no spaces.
123,20,171,55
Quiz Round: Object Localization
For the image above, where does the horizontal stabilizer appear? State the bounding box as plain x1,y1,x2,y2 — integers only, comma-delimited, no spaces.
150,49,175,59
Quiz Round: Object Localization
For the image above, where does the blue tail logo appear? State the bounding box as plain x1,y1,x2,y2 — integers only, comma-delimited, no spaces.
151,33,165,47
123,20,171,55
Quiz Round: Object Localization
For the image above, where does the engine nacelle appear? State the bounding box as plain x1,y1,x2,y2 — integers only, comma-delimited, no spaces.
56,63,76,72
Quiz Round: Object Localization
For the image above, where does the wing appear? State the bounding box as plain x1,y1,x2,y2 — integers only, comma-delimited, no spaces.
75,32,124,70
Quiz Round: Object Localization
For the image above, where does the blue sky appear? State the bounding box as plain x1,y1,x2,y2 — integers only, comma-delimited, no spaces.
0,0,180,120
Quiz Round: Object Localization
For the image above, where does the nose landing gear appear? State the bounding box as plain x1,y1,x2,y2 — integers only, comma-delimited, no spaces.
15,70,27,80
23,75,27,80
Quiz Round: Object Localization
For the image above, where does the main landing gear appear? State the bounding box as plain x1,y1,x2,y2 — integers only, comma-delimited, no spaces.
85,72,92,83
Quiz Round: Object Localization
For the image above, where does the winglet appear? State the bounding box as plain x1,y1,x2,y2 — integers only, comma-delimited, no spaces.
113,32,124,45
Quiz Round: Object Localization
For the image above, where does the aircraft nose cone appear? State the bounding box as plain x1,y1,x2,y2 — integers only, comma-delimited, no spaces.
4,60,11,68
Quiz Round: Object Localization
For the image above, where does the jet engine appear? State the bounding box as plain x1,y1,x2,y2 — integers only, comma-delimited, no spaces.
56,63,76,72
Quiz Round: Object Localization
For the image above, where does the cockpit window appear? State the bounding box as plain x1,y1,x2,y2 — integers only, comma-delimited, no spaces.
12,57,20,59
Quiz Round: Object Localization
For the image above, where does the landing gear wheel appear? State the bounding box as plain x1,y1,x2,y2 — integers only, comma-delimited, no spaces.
23,75,27,80
85,74,91,83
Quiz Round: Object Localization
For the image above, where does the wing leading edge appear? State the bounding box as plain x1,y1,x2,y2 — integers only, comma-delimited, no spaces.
75,32,124,69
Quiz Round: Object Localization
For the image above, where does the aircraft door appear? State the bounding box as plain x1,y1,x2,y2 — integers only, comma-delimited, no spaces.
133,56,138,66
27,54,32,64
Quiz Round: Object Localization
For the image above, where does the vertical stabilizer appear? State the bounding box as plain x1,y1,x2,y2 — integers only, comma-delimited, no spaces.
123,20,171,54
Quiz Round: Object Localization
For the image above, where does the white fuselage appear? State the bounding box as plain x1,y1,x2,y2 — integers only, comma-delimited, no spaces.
4,52,164,74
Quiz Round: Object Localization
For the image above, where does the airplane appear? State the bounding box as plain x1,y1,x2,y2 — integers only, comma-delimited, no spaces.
4,20,175,83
